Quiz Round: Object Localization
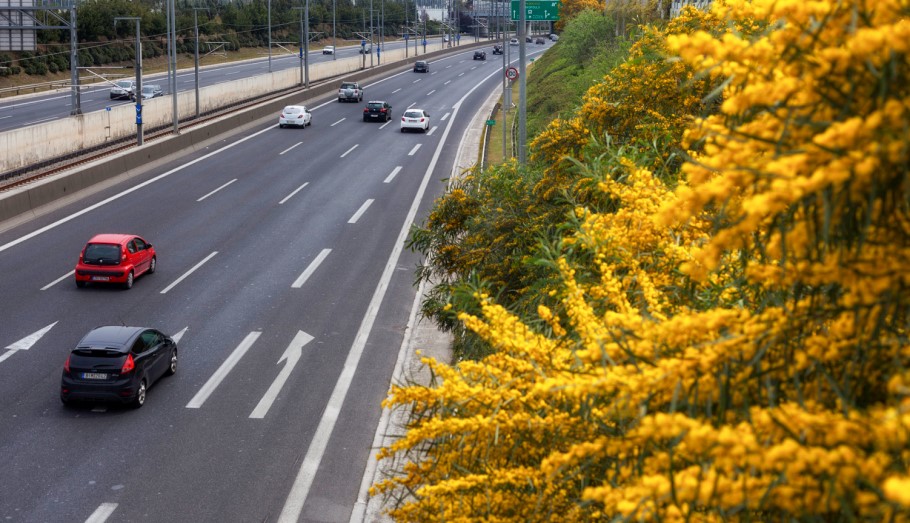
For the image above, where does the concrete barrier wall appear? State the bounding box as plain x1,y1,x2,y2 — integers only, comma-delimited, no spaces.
0,41,448,175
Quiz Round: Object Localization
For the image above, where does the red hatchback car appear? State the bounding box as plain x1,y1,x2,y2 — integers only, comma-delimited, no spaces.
75,234,156,289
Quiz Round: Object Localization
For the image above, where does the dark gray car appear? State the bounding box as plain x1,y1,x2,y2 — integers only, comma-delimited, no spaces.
61,326,177,408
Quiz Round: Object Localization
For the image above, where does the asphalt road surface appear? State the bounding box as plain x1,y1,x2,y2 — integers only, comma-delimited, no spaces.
0,37,493,134
0,43,548,523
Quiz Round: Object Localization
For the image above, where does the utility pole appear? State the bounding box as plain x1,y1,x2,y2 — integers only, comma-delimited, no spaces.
115,17,142,145
69,1,81,115
518,0,526,164
293,4,310,88
268,0,273,72
332,0,336,60
168,0,178,134
193,8,207,118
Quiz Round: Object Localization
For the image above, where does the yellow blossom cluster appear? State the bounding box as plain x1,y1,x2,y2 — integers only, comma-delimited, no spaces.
374,1,910,520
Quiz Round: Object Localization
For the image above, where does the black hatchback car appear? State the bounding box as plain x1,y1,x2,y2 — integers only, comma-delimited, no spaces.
492,45,503,55
414,60,429,73
363,100,393,122
473,50,486,60
61,326,177,408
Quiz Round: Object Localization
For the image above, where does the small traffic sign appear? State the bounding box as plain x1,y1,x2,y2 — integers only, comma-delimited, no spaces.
486,119,496,126
422,39,427,46
361,39,366,46
404,33,409,40
510,0,560,21
505,67,519,80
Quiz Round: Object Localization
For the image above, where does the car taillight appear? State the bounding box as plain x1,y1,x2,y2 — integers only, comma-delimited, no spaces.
280,113,285,118
121,354,135,375
420,118,425,122
298,114,304,119
380,108,387,113
364,108,369,112
64,355,71,373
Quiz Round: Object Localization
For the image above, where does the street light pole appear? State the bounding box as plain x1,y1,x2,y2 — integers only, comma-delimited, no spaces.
268,0,273,72
193,8,207,118
115,16,142,145
518,0,526,164
293,3,310,88
332,0,336,60
168,0,178,134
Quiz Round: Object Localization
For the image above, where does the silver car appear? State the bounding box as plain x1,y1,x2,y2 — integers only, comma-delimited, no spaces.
132,84,163,101
109,79,136,100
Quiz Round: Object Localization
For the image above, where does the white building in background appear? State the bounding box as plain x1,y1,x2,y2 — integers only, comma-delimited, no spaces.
670,0,712,17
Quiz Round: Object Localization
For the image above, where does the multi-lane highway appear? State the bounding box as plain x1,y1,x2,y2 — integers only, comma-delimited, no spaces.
0,37,484,134
0,43,548,522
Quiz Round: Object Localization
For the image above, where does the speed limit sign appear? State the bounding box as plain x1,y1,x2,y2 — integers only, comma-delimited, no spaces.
505,66,519,81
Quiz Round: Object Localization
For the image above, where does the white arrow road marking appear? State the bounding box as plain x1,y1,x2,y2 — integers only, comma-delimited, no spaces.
249,330,314,419
84,502,117,523
348,199,374,224
384,166,402,183
42,270,74,290
186,331,261,409
0,321,58,364
171,327,188,345
160,251,217,294
292,249,331,288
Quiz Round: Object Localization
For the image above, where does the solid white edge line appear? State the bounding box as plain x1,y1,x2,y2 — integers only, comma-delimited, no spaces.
408,144,421,156
331,118,346,126
0,123,277,254
291,248,331,288
279,51,498,523
279,182,309,204
197,179,237,202
347,199,374,224
348,279,426,523
84,503,118,523
42,270,75,290
160,251,217,294
185,331,261,409
340,144,359,158
383,166,402,183
280,142,303,155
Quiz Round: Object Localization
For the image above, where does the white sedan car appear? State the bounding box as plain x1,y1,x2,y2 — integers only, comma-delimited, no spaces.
278,105,312,128
322,46,335,55
401,109,430,133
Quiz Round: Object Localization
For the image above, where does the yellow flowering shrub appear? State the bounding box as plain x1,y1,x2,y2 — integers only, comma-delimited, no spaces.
376,0,910,520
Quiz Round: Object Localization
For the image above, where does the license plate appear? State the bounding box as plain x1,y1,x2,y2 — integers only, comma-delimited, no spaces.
92,276,110,281
82,372,108,380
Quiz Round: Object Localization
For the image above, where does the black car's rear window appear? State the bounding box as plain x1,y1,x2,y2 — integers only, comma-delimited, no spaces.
74,347,124,357
83,244,121,264
368,102,383,108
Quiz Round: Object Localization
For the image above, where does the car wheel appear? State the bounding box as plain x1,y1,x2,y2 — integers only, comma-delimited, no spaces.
279,124,284,128
148,256,157,274
165,349,177,376
76,280,86,288
123,271,134,290
61,395,71,406
131,379,147,408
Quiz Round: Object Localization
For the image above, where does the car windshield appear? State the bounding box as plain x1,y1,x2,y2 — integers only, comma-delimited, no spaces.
142,87,155,93
283,107,302,114
83,244,121,264
404,111,423,118
116,81,132,88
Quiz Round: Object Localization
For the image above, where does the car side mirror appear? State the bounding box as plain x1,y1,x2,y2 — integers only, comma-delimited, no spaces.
145,243,152,249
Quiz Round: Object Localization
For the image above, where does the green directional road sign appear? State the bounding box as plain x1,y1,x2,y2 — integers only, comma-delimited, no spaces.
510,0,560,21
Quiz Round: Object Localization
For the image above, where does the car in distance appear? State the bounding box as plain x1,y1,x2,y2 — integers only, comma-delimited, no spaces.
401,109,430,133
75,234,156,290
131,84,163,101
535,37,546,44
61,326,177,408
359,42,372,53
492,44,503,55
414,60,429,73
549,33,559,41
322,45,335,55
109,79,136,100
363,100,393,122
338,81,363,102
525,36,532,43
509,37,519,46
473,50,486,60
279,105,312,128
